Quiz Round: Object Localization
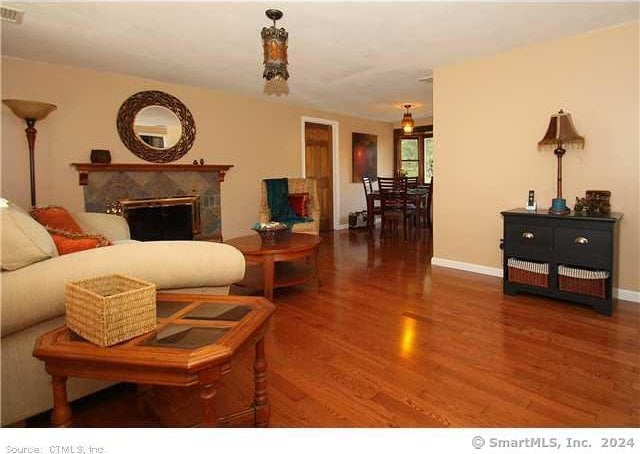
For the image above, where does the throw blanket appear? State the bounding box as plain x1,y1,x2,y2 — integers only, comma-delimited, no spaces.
264,178,312,228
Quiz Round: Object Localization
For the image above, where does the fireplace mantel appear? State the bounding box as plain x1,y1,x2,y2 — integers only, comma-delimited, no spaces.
71,163,233,185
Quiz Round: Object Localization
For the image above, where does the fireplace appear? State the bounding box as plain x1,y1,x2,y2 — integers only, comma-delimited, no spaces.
74,163,231,240
117,196,201,241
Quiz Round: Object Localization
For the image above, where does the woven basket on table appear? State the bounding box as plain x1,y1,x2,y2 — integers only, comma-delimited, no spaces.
65,274,157,347
253,227,290,244
558,265,609,298
507,258,549,288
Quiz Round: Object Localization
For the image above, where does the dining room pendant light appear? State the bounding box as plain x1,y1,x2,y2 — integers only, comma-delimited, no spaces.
261,9,289,81
401,104,414,134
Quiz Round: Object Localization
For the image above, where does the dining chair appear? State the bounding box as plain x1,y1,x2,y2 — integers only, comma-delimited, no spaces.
405,177,419,189
362,176,381,230
377,176,416,240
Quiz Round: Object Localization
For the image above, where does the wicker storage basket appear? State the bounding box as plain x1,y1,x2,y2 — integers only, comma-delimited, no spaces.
558,265,609,298
507,258,549,288
65,274,157,347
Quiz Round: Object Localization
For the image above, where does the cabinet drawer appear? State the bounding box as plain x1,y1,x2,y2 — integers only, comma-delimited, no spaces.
505,223,553,257
555,228,612,268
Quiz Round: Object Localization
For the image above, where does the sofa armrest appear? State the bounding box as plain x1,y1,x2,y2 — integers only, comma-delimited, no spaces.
1,241,245,336
72,212,131,241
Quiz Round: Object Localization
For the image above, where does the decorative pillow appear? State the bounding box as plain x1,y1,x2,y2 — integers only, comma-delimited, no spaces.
31,206,84,234
1,200,58,271
288,193,310,217
46,228,111,256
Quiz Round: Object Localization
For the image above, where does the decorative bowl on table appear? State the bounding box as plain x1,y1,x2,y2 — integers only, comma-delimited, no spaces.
252,221,290,244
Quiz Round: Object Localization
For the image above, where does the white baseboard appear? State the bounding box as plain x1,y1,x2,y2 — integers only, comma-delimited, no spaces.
430,256,640,303
615,288,640,303
431,257,503,277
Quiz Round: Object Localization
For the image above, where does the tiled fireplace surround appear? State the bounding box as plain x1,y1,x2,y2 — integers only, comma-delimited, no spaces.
79,168,224,240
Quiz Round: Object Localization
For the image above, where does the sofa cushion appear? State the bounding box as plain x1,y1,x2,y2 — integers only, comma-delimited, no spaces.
72,212,131,242
47,228,111,255
31,207,112,255
31,206,84,234
1,202,57,271
288,192,310,217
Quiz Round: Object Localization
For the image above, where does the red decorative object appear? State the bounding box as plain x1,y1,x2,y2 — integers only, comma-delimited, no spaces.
288,192,309,217
31,206,111,255
47,229,111,255
31,206,84,234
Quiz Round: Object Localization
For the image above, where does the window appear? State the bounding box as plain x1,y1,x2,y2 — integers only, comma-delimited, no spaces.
424,137,433,182
400,138,419,177
394,125,433,183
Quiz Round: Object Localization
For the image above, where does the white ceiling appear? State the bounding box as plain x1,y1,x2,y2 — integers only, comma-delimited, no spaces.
2,2,637,122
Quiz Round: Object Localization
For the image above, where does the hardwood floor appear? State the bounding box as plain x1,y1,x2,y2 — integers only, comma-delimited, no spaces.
25,228,639,427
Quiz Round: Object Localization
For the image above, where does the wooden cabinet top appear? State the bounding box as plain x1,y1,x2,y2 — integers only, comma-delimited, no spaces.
501,208,622,223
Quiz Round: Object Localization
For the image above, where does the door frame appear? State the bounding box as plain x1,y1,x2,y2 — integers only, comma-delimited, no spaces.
300,116,340,230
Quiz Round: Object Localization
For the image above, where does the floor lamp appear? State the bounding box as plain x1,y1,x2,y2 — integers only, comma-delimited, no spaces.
3,99,57,207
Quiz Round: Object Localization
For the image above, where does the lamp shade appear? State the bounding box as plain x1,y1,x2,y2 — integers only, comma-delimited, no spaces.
2,99,57,121
401,104,414,134
538,109,584,148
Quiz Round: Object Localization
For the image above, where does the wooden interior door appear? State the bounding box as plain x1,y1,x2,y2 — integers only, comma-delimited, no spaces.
304,122,333,231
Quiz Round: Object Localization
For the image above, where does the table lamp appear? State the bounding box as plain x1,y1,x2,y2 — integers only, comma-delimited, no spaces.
538,109,584,214
3,99,57,206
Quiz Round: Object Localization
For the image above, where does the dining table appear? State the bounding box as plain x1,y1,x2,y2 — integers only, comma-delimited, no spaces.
367,184,432,228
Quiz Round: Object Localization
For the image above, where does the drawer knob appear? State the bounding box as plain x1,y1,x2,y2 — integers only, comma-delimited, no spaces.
574,236,589,245
522,231,535,239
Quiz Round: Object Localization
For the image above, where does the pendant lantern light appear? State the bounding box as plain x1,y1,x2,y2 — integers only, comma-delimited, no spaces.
401,104,414,134
261,9,289,81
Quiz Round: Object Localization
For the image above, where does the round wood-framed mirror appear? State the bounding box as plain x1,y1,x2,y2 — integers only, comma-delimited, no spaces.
117,90,196,163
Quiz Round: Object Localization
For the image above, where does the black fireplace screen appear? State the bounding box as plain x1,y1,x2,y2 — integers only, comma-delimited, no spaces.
120,196,201,241
126,204,192,241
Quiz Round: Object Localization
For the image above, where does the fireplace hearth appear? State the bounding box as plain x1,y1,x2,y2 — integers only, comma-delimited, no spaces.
118,196,201,241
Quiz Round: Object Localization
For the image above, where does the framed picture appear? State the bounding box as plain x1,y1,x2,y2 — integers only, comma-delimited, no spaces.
352,132,377,182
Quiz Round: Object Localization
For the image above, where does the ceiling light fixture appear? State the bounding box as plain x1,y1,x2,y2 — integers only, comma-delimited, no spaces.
401,104,415,134
261,9,289,81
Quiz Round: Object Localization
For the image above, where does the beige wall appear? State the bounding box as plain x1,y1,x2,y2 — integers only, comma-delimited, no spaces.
1,57,393,238
433,22,639,293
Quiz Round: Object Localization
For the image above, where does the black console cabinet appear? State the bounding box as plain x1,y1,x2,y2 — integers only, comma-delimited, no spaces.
501,209,622,315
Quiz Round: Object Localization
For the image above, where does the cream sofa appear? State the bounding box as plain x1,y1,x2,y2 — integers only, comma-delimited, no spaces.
259,178,321,235
1,210,245,425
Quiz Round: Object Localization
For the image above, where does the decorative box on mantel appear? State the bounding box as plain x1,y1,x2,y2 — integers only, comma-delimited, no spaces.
71,163,233,241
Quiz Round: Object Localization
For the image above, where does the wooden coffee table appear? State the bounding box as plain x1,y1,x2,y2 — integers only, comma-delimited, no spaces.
33,293,275,428
226,233,321,300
